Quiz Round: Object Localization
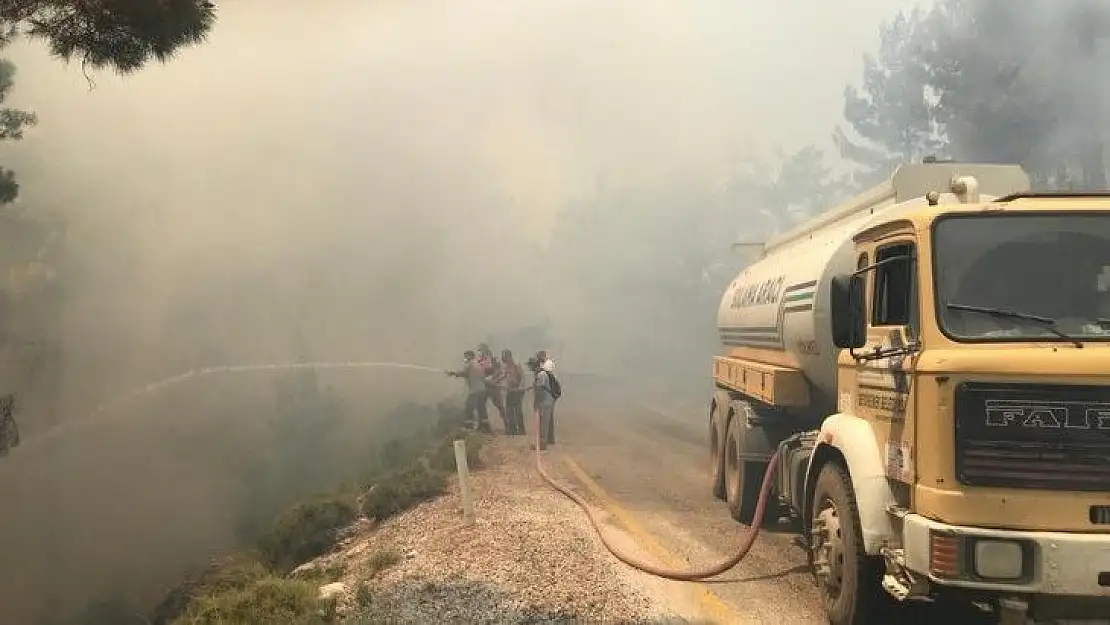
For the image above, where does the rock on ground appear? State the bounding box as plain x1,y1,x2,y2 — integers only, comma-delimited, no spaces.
306,435,687,624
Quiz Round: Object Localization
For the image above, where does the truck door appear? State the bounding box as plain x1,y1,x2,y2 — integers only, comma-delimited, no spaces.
856,237,919,489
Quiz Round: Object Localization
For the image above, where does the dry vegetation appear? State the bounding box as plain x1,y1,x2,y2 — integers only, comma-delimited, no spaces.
309,437,675,624
134,402,670,625
142,397,485,625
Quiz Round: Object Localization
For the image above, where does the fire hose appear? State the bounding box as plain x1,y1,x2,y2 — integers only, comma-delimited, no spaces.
529,410,782,581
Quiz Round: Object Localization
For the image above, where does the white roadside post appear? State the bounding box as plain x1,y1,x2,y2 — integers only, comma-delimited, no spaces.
453,439,475,525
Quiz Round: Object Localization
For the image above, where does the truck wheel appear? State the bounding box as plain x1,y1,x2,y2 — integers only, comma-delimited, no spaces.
710,406,726,500
810,462,884,625
724,417,772,524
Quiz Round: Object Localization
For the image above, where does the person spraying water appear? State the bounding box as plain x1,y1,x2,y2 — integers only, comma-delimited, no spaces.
476,343,506,427
444,350,493,433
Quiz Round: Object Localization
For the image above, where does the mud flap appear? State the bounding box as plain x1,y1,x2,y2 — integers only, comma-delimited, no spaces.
729,400,775,462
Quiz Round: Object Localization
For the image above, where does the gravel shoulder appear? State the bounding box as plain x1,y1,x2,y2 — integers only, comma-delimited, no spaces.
306,435,692,624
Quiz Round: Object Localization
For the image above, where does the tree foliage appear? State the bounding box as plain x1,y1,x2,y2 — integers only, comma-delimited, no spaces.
841,0,1110,189
1,0,216,74
0,1,217,201
732,144,850,230
834,6,944,188
0,0,218,289
0,58,34,204
919,0,1110,188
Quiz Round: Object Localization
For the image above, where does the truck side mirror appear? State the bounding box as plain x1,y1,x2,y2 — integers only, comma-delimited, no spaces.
830,274,866,349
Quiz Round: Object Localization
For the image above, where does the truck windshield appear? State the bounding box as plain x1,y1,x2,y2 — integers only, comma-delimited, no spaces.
933,212,1110,342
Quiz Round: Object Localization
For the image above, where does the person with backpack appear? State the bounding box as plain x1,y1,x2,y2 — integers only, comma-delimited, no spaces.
539,356,561,444
528,352,561,449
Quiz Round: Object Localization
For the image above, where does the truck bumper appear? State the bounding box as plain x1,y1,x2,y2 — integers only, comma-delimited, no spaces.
903,514,1110,598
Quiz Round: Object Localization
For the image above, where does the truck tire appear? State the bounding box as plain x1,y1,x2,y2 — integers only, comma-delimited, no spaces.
710,405,726,500
724,416,773,524
810,462,884,625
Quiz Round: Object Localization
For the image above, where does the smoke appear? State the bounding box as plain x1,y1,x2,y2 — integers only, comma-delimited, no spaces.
915,0,1110,187
0,0,912,622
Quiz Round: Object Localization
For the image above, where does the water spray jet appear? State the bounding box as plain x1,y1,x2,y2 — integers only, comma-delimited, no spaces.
25,361,449,451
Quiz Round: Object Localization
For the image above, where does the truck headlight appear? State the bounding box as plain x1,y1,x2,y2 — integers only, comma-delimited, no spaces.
972,539,1025,580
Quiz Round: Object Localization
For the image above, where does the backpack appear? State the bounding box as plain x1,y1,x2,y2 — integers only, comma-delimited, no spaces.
545,370,562,400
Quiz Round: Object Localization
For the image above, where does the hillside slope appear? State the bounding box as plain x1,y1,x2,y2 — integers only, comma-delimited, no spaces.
308,436,682,623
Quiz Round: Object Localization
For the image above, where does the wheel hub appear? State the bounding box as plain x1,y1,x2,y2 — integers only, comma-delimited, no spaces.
812,504,845,594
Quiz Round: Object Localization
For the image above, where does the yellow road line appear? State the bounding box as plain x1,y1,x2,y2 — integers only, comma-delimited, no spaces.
561,454,737,625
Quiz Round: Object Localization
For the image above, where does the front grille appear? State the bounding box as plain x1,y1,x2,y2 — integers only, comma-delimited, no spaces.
955,382,1110,491
1093,506,1110,525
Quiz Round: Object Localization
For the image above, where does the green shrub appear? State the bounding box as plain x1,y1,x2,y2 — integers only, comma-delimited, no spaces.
360,462,446,522
148,399,470,625
365,549,402,577
171,576,328,625
259,494,359,572
290,561,346,585
152,555,271,624
427,430,483,472
359,481,404,522
355,582,373,608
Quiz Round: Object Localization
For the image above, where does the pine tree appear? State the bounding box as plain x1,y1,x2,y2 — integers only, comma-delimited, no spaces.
1,0,216,74
834,7,945,189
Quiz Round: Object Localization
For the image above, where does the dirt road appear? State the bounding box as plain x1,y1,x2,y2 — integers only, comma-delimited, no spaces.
547,374,994,625
546,375,825,624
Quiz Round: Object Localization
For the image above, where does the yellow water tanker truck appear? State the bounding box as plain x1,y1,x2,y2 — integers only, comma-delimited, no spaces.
709,161,1110,624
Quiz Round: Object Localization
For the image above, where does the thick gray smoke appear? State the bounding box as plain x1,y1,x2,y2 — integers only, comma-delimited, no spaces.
0,0,913,622
903,0,1110,188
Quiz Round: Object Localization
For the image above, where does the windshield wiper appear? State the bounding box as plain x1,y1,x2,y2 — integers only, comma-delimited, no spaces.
945,302,1083,348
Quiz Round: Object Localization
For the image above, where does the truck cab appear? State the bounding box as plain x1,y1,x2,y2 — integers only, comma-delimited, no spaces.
710,164,1110,624
831,191,1110,623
